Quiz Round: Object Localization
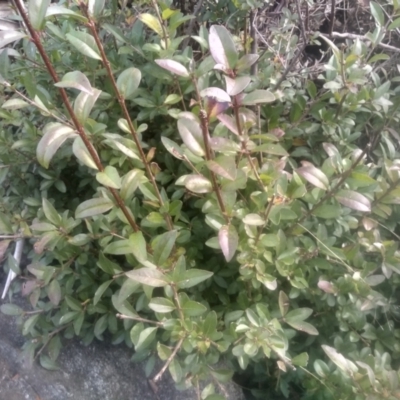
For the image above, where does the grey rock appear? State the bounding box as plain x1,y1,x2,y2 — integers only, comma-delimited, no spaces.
0,295,244,400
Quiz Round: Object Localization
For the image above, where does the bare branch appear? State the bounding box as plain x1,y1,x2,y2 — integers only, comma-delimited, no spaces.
331,31,400,53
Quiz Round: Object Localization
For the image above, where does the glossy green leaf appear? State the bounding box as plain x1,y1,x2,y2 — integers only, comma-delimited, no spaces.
75,197,114,219
218,224,238,262
93,315,108,340
126,267,168,287
176,269,213,289
155,59,189,77
389,18,400,30
0,31,26,48
235,54,259,72
286,320,319,335
46,5,87,22
243,213,264,226
73,88,101,124
66,31,101,60
242,90,275,105
322,345,358,373
96,166,121,189
88,0,105,18
40,354,59,371
157,342,172,362
184,175,212,194
117,67,141,99
224,76,251,96
312,204,341,219
65,296,82,311
313,359,330,377
285,307,313,322
42,198,61,225
177,118,205,157
181,300,207,317
48,279,61,306
164,94,182,105
251,143,288,156
2,99,29,110
37,123,77,168
72,137,99,170
135,326,158,351
0,303,23,316
279,291,289,317
28,0,51,30
152,230,178,266
209,25,238,70
93,279,112,305
370,1,384,26
138,13,163,36
200,87,231,102
59,311,79,325
297,164,329,190
0,213,13,234
292,352,309,367
335,190,371,212
129,232,147,262
102,134,140,160
148,297,175,313
120,169,144,200
54,71,93,94
169,359,183,383
98,253,121,274
161,136,185,160
206,156,236,180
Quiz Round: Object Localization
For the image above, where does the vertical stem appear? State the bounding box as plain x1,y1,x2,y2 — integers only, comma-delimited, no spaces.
150,0,169,49
13,0,140,233
152,337,184,383
198,110,228,221
83,12,174,231
249,10,258,75
231,96,265,190
329,0,336,38
191,79,228,222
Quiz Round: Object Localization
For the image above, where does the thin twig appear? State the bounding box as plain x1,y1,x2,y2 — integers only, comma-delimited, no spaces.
82,9,173,231
150,0,169,49
172,285,184,321
34,324,70,361
331,31,400,53
181,0,204,50
191,79,228,222
272,43,307,91
232,96,265,190
329,0,336,37
13,0,141,234
152,337,184,383
295,0,307,45
116,313,164,327
293,145,370,228
3,81,71,126
249,10,258,75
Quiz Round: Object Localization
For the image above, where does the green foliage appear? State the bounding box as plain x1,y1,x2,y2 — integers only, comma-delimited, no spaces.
2,0,400,399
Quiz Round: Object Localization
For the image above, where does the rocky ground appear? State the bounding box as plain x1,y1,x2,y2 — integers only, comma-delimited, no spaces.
0,293,244,400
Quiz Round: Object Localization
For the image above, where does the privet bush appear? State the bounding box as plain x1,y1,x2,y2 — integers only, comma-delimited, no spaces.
1,0,400,398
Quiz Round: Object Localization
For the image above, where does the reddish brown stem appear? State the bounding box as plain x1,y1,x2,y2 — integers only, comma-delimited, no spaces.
232,96,264,190
83,13,174,231
13,0,140,233
191,80,228,222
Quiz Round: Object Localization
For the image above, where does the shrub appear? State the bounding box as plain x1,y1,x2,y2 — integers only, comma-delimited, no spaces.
1,0,400,399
